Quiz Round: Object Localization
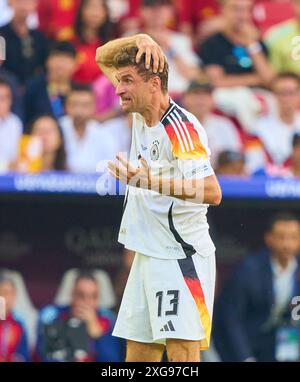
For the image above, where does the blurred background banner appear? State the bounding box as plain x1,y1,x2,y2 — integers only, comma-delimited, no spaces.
2,174,300,199
0,172,116,195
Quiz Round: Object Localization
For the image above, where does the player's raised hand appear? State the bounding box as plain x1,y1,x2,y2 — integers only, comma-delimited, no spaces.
108,153,138,184
108,153,151,189
137,155,152,189
135,34,167,73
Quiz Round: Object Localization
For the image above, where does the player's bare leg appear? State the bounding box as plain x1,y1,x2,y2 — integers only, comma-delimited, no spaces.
126,340,165,362
166,339,201,362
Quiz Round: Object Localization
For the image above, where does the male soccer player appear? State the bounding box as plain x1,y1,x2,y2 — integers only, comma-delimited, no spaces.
96,34,222,362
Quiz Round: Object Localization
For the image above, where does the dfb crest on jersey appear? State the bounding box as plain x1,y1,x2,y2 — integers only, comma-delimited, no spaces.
150,141,160,161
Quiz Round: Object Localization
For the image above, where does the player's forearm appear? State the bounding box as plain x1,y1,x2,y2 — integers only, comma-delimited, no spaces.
205,65,262,87
96,35,138,86
149,175,222,205
210,73,262,88
96,35,138,67
248,50,276,87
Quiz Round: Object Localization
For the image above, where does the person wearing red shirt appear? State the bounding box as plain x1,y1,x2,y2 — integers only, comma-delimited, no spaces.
175,0,220,36
38,0,81,41
0,272,29,362
71,0,116,84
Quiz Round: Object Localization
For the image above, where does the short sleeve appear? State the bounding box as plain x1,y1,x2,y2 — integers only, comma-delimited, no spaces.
162,107,215,179
177,157,215,180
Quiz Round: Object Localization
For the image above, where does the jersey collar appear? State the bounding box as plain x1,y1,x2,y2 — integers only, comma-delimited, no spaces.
160,98,176,124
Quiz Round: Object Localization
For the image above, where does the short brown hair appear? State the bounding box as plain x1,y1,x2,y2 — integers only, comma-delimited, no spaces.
272,72,300,88
112,45,169,93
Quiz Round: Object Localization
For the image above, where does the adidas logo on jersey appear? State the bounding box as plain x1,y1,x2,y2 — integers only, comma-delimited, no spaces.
160,320,175,332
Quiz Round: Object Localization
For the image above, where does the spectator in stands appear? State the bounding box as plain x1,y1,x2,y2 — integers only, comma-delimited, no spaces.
93,75,123,122
25,115,66,172
215,150,246,176
72,0,116,84
138,0,201,97
214,212,300,362
264,0,300,76
69,1,123,122
247,73,300,175
288,133,300,178
175,0,223,45
0,0,13,27
0,60,23,119
0,0,48,84
24,41,77,126
196,0,277,134
0,271,29,362
269,132,300,178
0,79,23,173
60,84,118,172
199,0,275,88
37,0,80,41
182,79,243,167
36,272,121,362
119,0,155,35
74,1,126,122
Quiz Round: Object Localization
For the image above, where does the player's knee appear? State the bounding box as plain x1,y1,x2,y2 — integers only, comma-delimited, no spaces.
126,341,164,362
126,342,147,362
167,340,200,362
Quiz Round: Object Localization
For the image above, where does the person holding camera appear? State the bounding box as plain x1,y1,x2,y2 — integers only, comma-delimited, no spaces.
35,272,121,362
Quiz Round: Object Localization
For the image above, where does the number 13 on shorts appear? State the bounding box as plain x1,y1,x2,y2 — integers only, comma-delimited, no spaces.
156,290,179,317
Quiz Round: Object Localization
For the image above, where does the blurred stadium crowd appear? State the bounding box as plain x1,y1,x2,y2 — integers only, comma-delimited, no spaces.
1,0,300,176
1,0,300,362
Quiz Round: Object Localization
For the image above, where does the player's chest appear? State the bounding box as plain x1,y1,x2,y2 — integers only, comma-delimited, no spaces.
131,129,174,175
133,129,174,172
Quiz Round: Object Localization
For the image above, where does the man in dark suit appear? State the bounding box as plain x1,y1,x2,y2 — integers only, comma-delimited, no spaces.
24,41,77,126
0,0,48,84
214,212,300,362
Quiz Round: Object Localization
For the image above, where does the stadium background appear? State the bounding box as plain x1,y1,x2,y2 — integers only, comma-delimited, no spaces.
1,0,300,362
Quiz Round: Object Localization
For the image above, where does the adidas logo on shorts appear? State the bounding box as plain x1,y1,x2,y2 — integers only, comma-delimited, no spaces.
160,320,175,332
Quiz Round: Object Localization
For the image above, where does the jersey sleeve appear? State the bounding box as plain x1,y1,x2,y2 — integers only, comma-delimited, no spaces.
177,156,215,180
162,107,214,179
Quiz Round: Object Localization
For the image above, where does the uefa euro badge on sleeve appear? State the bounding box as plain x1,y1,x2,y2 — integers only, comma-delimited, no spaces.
275,326,300,362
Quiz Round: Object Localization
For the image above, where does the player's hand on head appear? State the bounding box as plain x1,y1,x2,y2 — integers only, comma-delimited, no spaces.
136,34,167,74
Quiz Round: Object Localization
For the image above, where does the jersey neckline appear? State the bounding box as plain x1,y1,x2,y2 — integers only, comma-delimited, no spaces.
160,98,175,124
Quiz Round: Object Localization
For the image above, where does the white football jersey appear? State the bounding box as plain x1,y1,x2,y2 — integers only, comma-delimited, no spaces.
118,100,216,260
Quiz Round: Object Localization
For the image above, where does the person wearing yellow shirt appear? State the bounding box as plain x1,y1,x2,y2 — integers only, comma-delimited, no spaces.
264,0,300,75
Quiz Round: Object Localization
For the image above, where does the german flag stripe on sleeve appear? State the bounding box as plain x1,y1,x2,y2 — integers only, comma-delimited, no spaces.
162,106,207,160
